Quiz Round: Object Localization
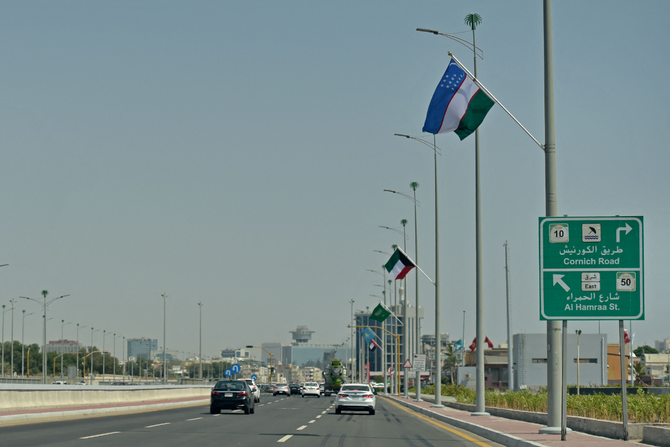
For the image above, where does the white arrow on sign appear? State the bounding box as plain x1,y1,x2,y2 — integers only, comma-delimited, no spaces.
553,274,570,292
616,223,632,243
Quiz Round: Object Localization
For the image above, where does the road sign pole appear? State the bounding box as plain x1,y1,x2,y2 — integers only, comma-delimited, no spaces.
561,320,568,440
620,320,629,440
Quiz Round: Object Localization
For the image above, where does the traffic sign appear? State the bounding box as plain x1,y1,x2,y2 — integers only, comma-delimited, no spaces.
402,359,413,369
387,366,395,376
224,369,232,377
539,216,644,320
251,374,258,380
231,364,241,374
413,354,426,372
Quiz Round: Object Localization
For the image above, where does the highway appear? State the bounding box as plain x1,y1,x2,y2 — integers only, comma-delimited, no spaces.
0,395,504,446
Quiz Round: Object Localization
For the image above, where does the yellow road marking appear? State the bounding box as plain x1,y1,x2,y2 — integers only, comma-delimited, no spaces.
382,398,493,447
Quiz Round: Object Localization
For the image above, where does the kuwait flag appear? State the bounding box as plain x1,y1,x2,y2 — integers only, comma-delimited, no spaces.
422,58,494,140
384,247,416,280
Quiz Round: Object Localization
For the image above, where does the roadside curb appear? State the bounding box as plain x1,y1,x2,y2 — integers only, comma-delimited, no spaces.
0,398,209,426
386,396,546,447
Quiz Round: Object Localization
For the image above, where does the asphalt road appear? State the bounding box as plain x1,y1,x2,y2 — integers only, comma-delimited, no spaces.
0,394,505,446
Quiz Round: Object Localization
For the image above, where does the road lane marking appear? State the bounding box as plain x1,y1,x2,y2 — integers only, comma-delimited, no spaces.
212,414,220,417
278,435,293,443
382,398,494,447
308,420,316,424
145,423,171,428
316,415,322,418
296,425,307,431
321,411,327,414
80,432,120,439
187,417,202,421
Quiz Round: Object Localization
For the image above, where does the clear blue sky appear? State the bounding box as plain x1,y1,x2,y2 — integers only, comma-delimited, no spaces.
1,1,668,359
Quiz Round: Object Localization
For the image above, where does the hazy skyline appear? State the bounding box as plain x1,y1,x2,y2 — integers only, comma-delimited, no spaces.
1,1,669,361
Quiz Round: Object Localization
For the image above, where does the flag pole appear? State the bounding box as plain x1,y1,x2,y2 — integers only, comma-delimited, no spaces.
448,52,544,150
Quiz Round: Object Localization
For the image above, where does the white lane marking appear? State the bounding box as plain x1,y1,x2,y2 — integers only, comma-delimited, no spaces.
321,411,327,414
212,414,220,417
259,404,265,406
296,425,307,431
187,417,203,421
80,432,121,439
316,415,322,419
267,402,272,405
278,435,293,443
308,420,316,424
145,423,171,428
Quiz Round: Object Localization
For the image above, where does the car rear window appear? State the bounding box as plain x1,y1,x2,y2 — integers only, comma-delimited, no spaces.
305,382,318,386
341,385,371,392
215,382,246,391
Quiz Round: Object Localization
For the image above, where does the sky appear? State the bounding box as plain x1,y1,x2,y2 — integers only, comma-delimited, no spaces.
1,1,669,361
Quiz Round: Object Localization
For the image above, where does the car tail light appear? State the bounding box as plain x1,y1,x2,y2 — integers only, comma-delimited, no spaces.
238,391,248,397
338,394,348,398
363,394,373,398
211,391,220,396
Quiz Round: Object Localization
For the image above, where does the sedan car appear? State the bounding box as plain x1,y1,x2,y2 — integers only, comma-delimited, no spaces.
210,380,256,414
244,378,261,403
335,383,376,415
301,382,321,398
289,383,301,395
272,383,290,396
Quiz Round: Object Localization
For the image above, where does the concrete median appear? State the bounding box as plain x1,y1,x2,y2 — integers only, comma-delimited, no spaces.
0,385,212,411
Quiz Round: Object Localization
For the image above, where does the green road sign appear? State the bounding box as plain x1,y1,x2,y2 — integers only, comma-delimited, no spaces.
539,216,644,321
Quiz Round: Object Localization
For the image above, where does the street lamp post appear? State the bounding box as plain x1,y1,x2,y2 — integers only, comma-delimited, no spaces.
1,305,6,378
384,185,421,400
198,302,203,379
102,330,107,383
9,298,16,379
394,133,443,407
19,291,70,384
22,311,34,378
161,293,168,384
575,330,582,396
122,337,126,381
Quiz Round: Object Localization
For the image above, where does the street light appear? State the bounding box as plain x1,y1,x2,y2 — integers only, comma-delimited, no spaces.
1,304,8,378
394,133,443,407
198,302,204,379
575,330,582,396
385,185,422,400
9,298,17,379
60,320,71,379
22,310,34,378
161,293,168,384
114,333,122,381
102,330,108,382
19,291,70,384
418,14,489,416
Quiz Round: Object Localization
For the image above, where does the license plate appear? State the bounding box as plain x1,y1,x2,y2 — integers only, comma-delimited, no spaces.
225,393,233,397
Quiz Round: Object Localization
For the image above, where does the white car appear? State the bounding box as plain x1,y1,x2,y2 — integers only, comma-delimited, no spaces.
335,383,376,415
301,382,321,398
244,379,261,403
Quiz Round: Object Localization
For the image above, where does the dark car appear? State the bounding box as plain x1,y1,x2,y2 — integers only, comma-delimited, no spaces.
289,383,301,395
210,380,256,415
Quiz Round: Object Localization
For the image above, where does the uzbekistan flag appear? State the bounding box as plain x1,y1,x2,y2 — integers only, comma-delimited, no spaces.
422,58,494,140
384,248,416,280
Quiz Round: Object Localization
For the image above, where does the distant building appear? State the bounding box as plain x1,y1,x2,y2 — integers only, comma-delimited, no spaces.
514,333,607,391
290,326,315,345
640,352,670,384
45,340,82,354
655,339,670,353
127,338,157,360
